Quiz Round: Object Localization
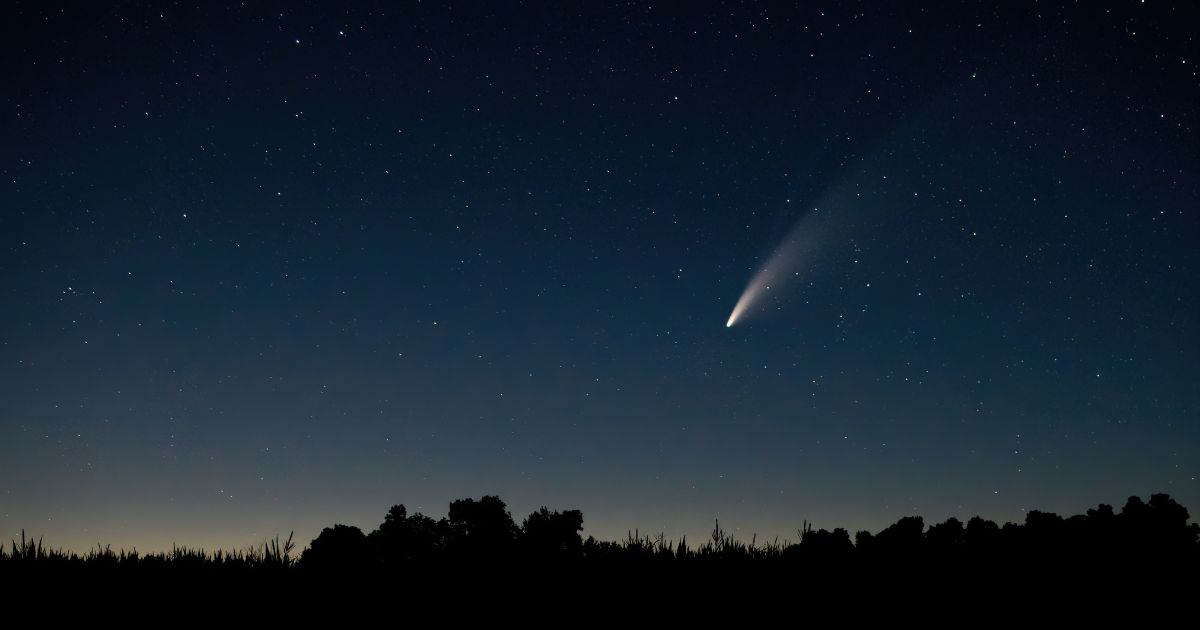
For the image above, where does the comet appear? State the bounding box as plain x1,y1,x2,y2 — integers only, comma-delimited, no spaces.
726,206,830,328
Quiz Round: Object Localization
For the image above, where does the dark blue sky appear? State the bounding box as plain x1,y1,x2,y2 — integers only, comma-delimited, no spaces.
1,1,1197,551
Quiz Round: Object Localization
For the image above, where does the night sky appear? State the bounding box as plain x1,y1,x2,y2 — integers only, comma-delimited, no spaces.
2,2,1197,552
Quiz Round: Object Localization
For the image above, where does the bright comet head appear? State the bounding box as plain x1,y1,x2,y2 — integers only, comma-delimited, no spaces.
725,282,757,328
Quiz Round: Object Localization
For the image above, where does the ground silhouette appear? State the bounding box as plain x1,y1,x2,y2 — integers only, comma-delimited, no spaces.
4,492,1197,582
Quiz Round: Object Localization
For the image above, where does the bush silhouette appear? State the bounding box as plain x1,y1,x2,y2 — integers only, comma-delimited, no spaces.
300,524,370,571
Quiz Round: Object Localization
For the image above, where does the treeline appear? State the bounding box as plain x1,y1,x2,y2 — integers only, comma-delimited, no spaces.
3,493,1197,575
300,493,1200,570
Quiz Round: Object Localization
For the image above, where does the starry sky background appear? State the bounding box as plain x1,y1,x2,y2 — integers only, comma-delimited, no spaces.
1,2,1197,552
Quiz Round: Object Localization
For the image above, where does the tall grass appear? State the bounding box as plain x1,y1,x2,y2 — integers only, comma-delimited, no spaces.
595,521,790,562
1,530,296,570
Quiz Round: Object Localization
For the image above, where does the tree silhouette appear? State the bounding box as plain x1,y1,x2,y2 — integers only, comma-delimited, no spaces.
1023,510,1067,558
873,515,925,555
369,504,444,566
1120,493,1199,558
788,524,854,563
521,507,584,560
926,517,965,555
443,495,519,561
964,515,1001,555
